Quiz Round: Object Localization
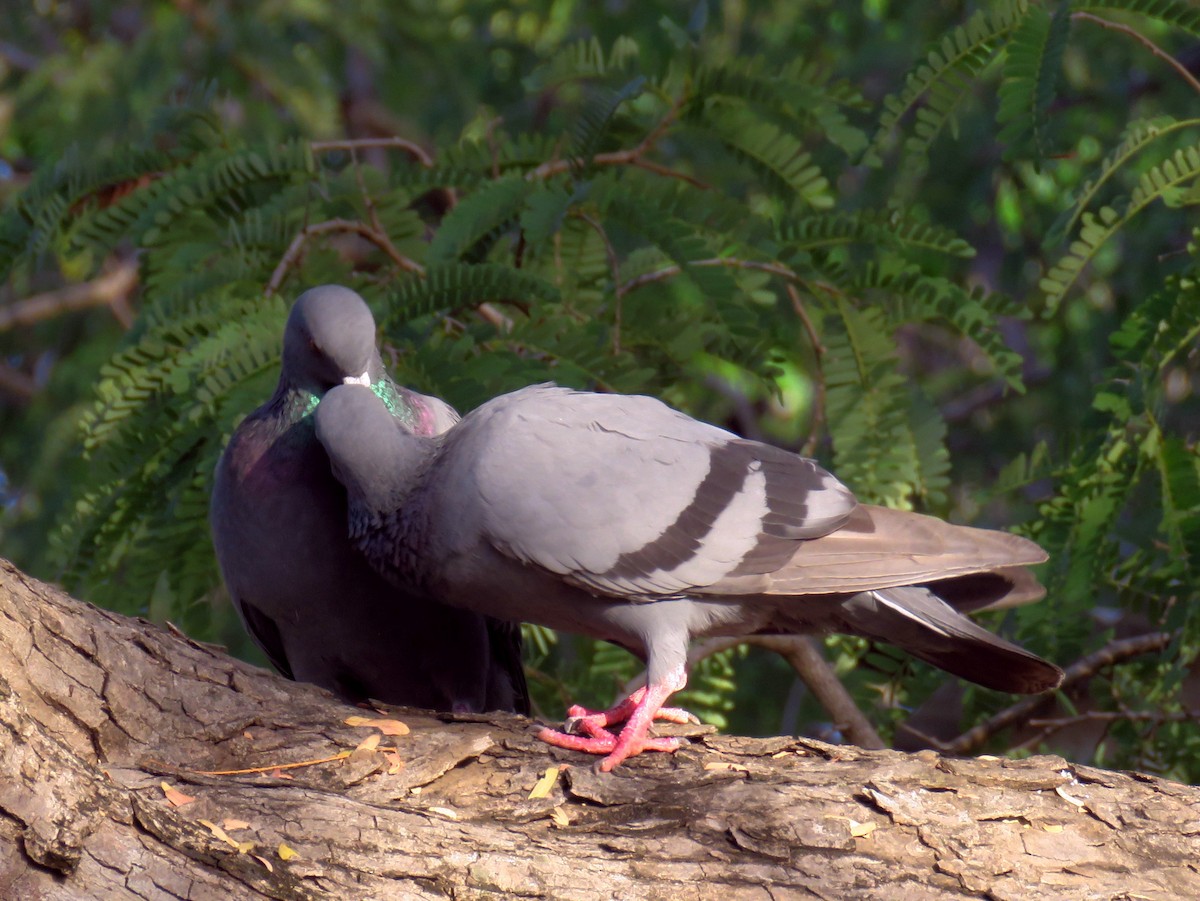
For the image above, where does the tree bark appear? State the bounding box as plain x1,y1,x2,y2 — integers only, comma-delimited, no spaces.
1,557,1198,900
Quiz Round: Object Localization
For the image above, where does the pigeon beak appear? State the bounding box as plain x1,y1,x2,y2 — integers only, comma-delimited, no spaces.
343,371,371,387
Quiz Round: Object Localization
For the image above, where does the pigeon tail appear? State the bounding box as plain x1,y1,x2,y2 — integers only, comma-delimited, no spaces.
838,586,1064,694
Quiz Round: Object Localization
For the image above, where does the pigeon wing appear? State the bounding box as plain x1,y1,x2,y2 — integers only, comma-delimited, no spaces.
465,386,857,599
752,504,1048,596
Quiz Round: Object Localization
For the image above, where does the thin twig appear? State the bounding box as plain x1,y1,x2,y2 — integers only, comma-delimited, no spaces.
685,635,885,750
265,219,424,296
311,137,435,167
528,98,706,188
0,260,139,333
1027,710,1194,729
1073,12,1200,96
619,257,801,295
931,631,1175,756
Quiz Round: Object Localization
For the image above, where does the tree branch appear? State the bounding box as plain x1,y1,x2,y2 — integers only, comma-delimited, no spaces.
3,560,1199,898
265,218,424,296
0,260,139,333
926,631,1176,756
688,635,886,751
311,137,435,168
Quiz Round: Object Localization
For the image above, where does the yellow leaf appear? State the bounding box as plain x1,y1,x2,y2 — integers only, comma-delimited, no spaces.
849,820,878,838
222,819,251,831
549,806,570,827
236,841,255,854
277,842,300,861
355,733,382,753
199,820,241,850
703,761,748,773
253,854,274,873
344,715,409,735
384,751,404,775
161,782,196,807
1042,823,1064,833
528,766,561,799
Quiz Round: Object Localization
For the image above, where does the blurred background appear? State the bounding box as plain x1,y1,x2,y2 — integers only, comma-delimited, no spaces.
1,0,1197,780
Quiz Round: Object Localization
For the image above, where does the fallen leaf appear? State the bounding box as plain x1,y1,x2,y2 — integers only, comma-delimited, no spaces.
1055,785,1086,808
243,731,254,741
161,782,195,807
344,715,409,736
253,854,274,873
222,818,251,831
549,806,570,827
277,842,300,861
703,761,749,773
384,751,404,775
849,820,877,838
355,733,382,753
528,766,561,799
269,768,295,780
428,806,458,820
1042,823,1064,833
199,819,240,850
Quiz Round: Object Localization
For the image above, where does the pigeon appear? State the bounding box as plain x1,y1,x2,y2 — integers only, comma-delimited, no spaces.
210,285,529,714
313,381,1063,770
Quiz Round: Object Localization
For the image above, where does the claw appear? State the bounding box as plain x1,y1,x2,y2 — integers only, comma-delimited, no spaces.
537,665,691,770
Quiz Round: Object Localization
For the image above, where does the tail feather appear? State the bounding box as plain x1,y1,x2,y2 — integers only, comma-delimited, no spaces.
838,585,1063,694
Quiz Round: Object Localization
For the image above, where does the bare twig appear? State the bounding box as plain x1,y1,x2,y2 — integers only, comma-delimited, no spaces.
1074,12,1200,96
685,635,886,750
1027,710,1194,730
265,218,424,296
311,137,435,168
619,257,802,295
0,260,139,333
528,98,706,188
933,631,1175,756
476,303,514,332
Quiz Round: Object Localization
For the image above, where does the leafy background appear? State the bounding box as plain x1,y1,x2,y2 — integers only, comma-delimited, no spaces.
1,0,1197,780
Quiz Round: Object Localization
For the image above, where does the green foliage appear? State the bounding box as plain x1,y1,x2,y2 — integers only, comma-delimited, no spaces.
2,2,1198,780
996,3,1070,161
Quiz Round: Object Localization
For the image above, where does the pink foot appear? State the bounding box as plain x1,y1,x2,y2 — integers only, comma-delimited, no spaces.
538,667,691,771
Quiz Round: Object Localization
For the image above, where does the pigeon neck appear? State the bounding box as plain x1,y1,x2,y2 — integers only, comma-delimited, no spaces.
339,430,435,516
265,379,321,426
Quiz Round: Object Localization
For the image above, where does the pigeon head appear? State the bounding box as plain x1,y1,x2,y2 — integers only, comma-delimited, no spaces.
282,286,380,396
314,383,417,506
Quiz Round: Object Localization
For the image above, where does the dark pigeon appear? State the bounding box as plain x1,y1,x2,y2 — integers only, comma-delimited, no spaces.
210,285,529,714
314,381,1064,770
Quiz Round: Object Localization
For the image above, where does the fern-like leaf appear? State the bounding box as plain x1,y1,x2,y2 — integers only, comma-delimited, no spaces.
866,0,1028,167
996,3,1070,162
1041,144,1200,311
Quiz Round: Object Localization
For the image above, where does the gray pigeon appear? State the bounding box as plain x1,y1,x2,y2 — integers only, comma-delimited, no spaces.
210,285,529,714
313,381,1063,770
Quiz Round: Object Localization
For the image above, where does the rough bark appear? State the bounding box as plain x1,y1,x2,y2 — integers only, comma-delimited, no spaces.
1,557,1198,900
